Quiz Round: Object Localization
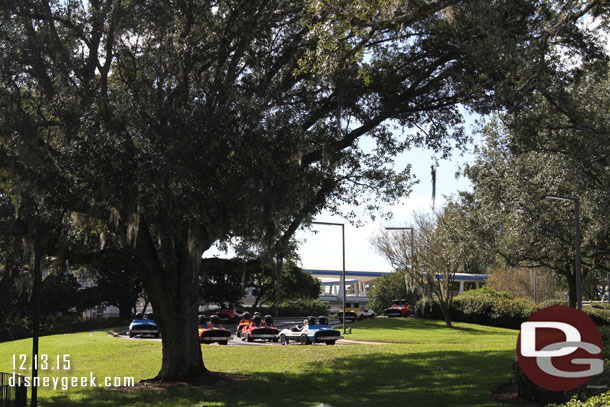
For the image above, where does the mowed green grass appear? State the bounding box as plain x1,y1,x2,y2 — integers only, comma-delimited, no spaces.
0,318,518,407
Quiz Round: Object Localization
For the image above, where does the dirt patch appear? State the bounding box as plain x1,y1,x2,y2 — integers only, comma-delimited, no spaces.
491,383,543,407
104,372,249,392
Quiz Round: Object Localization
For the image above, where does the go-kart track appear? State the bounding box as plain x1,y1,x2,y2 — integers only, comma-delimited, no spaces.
114,316,369,346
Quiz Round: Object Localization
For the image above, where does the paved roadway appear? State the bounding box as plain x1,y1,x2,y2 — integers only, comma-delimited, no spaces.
116,316,358,346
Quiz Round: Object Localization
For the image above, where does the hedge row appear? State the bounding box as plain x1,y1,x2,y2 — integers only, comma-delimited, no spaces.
415,288,610,405
549,392,610,407
513,360,610,405
415,287,610,330
0,316,127,343
248,298,330,317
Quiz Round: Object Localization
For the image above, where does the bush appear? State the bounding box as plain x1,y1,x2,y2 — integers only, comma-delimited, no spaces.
513,361,610,405
0,323,31,343
415,299,442,319
0,316,128,343
41,315,127,336
366,270,420,314
549,392,610,407
540,299,569,307
249,298,330,317
583,307,610,327
452,288,540,329
417,288,610,330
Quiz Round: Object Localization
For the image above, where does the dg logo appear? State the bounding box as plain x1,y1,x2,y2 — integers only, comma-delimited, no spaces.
517,305,603,391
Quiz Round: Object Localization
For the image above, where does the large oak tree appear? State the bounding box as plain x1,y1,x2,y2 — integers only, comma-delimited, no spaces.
462,65,610,307
0,0,605,380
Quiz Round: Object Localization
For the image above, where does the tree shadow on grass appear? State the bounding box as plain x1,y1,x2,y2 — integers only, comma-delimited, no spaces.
42,348,514,407
349,318,513,336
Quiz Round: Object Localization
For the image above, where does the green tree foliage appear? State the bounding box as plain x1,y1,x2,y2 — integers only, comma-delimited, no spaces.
39,270,84,318
0,0,605,380
251,258,321,308
462,65,610,306
90,260,143,320
367,269,418,314
0,185,34,332
200,262,248,307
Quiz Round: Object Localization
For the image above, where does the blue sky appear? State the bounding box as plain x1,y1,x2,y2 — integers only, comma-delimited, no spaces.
205,114,482,271
296,134,478,271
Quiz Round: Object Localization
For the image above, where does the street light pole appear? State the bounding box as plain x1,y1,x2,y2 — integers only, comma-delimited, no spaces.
311,221,346,334
546,195,581,310
11,202,41,407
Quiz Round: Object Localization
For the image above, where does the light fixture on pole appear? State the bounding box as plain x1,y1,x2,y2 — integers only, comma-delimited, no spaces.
546,195,581,310
311,221,346,335
11,202,41,407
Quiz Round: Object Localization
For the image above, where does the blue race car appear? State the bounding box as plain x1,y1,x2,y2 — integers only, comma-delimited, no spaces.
128,313,160,338
277,316,343,345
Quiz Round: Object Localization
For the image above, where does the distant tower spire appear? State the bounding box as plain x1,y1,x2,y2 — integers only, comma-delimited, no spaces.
431,165,436,210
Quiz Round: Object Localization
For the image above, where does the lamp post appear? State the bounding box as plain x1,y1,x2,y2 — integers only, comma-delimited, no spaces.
311,221,346,334
532,269,537,304
11,202,41,407
546,195,581,310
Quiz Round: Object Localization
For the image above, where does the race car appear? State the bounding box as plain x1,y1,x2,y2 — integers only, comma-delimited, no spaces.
241,314,279,342
214,305,246,323
235,312,253,338
337,302,375,322
198,315,232,345
383,299,413,317
128,313,160,338
277,316,343,345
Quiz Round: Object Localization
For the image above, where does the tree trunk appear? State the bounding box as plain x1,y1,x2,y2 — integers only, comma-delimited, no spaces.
118,302,132,320
132,219,209,382
440,301,452,328
274,254,283,318
148,278,207,381
444,312,452,328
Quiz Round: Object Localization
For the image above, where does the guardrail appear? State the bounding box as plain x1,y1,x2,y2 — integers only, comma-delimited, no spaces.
0,372,27,407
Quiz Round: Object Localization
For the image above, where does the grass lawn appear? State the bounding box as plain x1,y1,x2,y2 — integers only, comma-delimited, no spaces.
0,317,518,407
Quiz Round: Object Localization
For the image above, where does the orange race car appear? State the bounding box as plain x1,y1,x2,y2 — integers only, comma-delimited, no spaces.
198,315,232,345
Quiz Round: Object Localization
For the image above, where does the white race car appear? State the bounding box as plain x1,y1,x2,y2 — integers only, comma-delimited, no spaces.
277,316,343,345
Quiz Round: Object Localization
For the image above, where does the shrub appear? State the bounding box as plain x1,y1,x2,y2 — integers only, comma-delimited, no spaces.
41,315,127,336
0,316,127,343
415,299,442,319
453,289,540,329
583,307,610,327
249,298,330,317
549,392,610,407
419,287,540,329
367,270,420,314
513,361,610,405
540,299,569,307
512,316,610,404
418,288,610,330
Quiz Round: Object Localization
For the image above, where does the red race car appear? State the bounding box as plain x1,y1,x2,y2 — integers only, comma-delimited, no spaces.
241,313,279,342
214,305,246,323
236,312,253,339
198,315,232,345
383,299,413,317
